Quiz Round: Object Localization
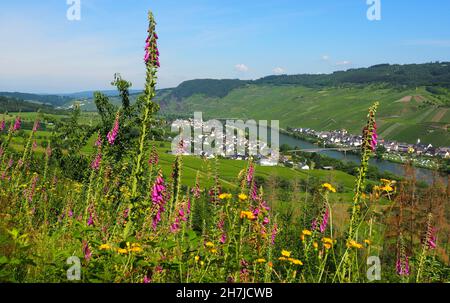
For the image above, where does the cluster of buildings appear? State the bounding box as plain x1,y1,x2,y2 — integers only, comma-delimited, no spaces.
170,119,280,166
290,128,450,159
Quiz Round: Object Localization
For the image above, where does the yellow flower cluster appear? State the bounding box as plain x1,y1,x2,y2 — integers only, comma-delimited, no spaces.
108,242,143,255
281,250,291,257
99,244,111,251
240,211,256,220
321,183,336,193
238,193,248,201
278,250,303,265
217,193,248,201
301,229,312,241
219,193,232,200
205,242,218,254
347,240,363,249
379,179,396,192
322,237,333,250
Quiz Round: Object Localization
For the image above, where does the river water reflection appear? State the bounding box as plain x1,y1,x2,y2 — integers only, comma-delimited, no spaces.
279,132,448,185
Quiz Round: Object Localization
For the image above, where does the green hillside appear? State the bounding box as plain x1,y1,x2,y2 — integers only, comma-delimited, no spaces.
160,84,450,147
57,62,450,146
0,92,72,106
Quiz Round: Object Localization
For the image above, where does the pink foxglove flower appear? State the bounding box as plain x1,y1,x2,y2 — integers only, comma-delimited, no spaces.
151,174,167,230
251,182,258,201
95,132,103,147
396,254,410,276
82,241,92,261
46,145,52,158
144,17,160,68
13,116,21,131
107,114,120,145
220,233,227,244
91,152,102,171
32,120,40,132
320,207,329,233
87,212,94,226
271,224,278,245
247,164,254,185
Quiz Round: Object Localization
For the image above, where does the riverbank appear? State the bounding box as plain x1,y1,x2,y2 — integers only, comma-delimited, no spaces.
279,129,448,185
281,128,446,172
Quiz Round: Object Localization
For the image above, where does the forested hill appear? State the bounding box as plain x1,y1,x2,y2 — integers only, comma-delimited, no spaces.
0,96,67,114
160,62,450,102
0,92,72,107
255,62,450,87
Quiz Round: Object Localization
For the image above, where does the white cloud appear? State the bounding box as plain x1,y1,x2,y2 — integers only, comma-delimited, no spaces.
272,67,285,75
321,55,330,61
335,60,352,66
234,64,249,72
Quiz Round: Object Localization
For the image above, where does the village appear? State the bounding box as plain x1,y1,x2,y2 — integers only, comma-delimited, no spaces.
169,118,450,172
289,127,450,159
288,127,450,170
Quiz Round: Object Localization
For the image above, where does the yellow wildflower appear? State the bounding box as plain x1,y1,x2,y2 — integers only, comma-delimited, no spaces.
322,237,333,244
302,229,312,236
99,244,111,251
381,185,394,192
364,239,371,246
194,256,200,262
129,246,143,253
240,211,256,220
210,248,218,254
281,250,291,258
347,240,363,249
313,242,319,249
219,193,232,200
238,193,248,201
322,183,336,193
256,258,266,264
323,243,332,250
291,259,303,265
278,257,287,261
205,242,215,248
380,178,391,184
117,248,128,254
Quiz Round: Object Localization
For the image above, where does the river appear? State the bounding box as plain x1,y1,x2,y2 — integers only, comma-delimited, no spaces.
279,132,448,185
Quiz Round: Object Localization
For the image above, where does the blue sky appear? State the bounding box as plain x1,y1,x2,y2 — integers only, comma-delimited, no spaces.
1,0,449,93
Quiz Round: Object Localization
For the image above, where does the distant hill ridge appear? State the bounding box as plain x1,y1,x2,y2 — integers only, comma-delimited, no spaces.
0,92,72,107
161,62,450,102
